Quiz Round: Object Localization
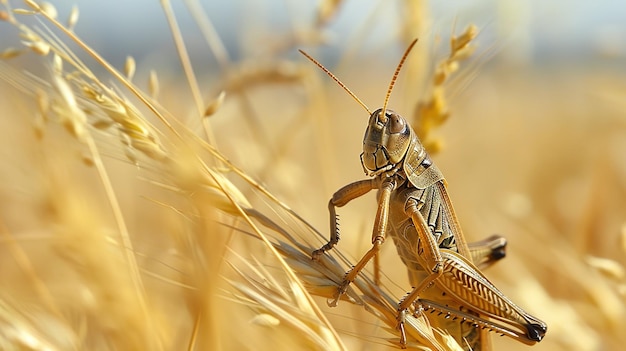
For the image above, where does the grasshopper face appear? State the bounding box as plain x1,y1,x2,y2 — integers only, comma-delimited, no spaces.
360,108,412,176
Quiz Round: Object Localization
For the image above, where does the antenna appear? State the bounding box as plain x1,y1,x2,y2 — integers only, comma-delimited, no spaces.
380,38,418,122
299,49,372,115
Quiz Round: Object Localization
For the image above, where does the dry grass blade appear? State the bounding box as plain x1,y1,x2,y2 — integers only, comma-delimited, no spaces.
0,295,76,351
182,0,230,68
226,253,342,350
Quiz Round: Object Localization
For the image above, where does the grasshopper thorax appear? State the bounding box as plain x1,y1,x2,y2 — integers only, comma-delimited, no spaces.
360,108,412,177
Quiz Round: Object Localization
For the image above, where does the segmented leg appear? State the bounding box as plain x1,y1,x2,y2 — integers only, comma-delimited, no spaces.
468,234,507,270
312,179,376,260
434,250,546,341
327,178,396,306
373,250,381,286
396,201,546,347
398,242,545,345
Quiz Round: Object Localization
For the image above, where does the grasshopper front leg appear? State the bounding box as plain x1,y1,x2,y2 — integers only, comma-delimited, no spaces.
312,179,377,260
313,178,396,306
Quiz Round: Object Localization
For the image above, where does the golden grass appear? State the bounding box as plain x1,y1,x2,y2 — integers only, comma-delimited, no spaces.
1,0,625,350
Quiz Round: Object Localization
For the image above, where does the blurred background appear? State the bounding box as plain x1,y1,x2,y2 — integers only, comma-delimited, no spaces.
3,0,624,64
1,0,625,350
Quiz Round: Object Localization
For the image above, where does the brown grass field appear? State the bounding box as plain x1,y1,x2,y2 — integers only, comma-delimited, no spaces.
0,1,625,350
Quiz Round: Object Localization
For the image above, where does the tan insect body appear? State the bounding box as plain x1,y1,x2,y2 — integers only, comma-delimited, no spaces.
300,39,547,350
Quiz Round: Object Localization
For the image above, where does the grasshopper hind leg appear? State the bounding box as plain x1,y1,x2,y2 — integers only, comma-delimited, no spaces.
524,317,548,342
468,234,507,270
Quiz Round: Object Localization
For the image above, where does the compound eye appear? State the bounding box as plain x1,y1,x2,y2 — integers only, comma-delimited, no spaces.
388,114,406,134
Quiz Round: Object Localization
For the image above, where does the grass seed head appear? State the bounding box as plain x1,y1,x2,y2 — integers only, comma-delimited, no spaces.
51,73,87,140
450,24,477,54
125,56,136,81
23,0,40,11
39,1,56,19
148,69,159,99
23,38,50,56
0,47,21,59
66,5,78,30
586,256,625,281
203,91,226,118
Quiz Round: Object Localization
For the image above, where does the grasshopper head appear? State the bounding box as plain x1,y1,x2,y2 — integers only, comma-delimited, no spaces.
360,108,412,176
298,39,420,178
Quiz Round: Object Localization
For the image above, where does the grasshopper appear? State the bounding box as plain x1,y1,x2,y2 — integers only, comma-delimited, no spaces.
300,39,547,350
